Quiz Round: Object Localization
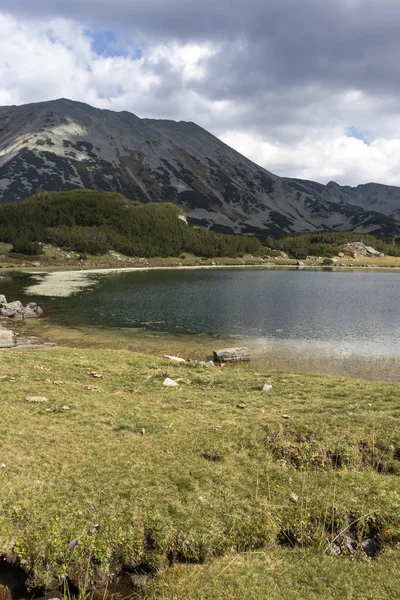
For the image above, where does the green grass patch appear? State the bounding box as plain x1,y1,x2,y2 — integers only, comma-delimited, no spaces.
0,346,399,597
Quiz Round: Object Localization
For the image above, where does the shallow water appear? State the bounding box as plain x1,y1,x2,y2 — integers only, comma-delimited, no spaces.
2,267,399,360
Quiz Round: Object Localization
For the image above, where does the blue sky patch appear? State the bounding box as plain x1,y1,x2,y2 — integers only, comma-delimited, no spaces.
87,29,144,60
345,126,370,144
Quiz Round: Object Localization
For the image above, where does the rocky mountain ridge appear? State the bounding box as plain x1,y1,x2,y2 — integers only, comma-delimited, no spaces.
0,98,399,236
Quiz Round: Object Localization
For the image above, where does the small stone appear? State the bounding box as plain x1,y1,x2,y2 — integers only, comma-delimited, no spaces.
164,355,186,363
289,492,299,503
85,385,101,392
26,396,48,403
0,463,6,469
90,372,103,378
62,405,70,411
163,377,179,387
281,414,290,419
236,403,247,409
197,496,206,504
262,384,273,392
328,543,341,557
141,428,145,435
53,380,63,386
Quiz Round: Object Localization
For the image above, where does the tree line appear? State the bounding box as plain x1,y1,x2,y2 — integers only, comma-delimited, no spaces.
0,190,262,258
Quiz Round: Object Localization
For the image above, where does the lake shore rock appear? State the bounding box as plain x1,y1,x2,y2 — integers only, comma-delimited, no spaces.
213,347,250,363
0,296,44,319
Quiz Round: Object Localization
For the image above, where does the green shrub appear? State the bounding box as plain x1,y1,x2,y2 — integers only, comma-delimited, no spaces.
11,239,43,255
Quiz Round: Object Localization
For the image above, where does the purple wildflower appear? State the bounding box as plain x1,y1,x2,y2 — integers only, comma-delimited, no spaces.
91,528,98,535
69,539,78,548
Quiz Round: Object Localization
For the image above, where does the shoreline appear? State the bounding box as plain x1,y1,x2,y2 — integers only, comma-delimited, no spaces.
4,261,400,274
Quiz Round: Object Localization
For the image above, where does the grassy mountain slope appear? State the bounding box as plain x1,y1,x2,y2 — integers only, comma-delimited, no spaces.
0,190,262,258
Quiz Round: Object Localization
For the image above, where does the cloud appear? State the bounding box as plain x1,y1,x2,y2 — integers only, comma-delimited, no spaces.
1,2,400,186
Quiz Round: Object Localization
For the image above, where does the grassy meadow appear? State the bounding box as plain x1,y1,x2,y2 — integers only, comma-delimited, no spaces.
0,334,399,598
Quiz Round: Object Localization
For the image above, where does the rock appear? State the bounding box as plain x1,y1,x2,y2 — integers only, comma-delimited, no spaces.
338,252,345,258
0,308,17,317
236,403,247,409
296,260,304,266
213,347,250,363
281,414,290,419
262,384,273,392
0,329,14,347
22,307,38,319
163,377,179,387
365,246,380,256
62,405,70,411
26,396,48,403
361,538,379,558
328,543,341,557
164,355,186,363
289,492,299,503
6,301,23,311
0,295,7,305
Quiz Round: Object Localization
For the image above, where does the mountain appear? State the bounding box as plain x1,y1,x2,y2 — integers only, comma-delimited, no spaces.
0,98,399,237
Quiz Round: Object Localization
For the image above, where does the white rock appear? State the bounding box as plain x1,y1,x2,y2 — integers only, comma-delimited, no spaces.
26,396,48,403
262,384,273,392
163,378,179,387
164,355,186,363
0,295,7,305
6,301,23,310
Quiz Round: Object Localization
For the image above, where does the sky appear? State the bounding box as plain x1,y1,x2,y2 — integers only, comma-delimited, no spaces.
1,0,400,186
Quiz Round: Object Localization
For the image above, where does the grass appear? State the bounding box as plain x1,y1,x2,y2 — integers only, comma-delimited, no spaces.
1,243,400,270
0,341,399,598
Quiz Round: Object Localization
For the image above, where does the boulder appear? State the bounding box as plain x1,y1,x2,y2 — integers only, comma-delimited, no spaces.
0,295,7,305
0,308,17,317
6,301,24,311
22,308,38,319
213,347,250,363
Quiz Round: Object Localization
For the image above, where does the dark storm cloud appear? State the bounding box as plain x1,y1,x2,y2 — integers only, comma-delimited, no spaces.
5,0,400,102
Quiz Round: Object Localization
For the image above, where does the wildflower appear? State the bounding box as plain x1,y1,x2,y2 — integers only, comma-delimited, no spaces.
91,524,99,535
69,539,78,548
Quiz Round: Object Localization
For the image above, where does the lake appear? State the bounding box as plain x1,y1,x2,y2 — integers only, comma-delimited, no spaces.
2,267,399,362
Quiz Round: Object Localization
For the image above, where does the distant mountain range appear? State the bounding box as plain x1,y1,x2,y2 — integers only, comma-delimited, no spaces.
0,98,399,237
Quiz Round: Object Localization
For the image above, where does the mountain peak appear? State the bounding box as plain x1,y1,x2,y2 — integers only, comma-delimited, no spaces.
0,98,398,237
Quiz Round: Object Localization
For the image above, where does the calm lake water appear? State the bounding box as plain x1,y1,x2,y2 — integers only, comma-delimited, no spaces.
2,268,400,359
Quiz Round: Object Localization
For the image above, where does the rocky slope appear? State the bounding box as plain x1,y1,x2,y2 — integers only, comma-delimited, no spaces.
0,98,399,236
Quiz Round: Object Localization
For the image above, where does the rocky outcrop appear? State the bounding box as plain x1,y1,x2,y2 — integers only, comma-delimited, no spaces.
0,296,43,319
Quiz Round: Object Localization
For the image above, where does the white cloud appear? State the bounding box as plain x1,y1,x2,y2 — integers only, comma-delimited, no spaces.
1,9,400,187
221,130,400,186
